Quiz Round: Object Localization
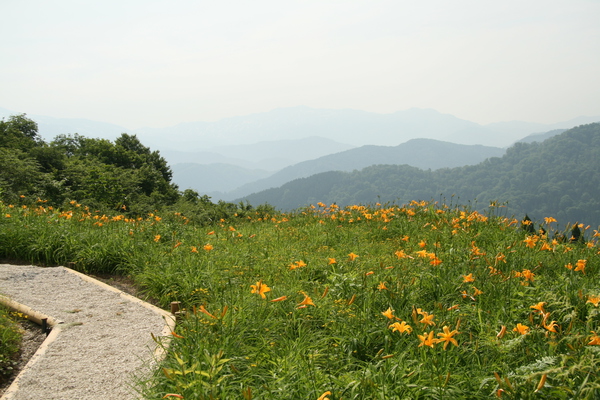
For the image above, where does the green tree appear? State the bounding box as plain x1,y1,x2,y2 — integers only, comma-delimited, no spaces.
0,114,43,151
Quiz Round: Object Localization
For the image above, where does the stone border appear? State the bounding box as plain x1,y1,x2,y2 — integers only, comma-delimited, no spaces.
0,267,176,400
0,297,62,400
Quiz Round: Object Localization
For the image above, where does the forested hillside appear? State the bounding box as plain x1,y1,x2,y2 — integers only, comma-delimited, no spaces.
221,139,504,200
0,114,254,221
241,123,600,228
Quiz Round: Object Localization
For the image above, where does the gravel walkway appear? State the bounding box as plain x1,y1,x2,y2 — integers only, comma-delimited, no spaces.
0,264,175,400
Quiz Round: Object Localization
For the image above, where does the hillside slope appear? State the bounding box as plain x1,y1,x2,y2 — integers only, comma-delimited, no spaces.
223,139,504,200
241,123,600,227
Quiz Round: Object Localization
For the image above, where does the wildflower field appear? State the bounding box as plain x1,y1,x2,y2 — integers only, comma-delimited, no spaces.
1,199,599,399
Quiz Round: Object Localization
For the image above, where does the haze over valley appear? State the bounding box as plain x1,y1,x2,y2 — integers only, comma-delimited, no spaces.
1,106,598,203
2,0,599,226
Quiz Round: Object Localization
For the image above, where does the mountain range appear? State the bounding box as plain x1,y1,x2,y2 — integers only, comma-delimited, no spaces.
2,106,599,202
239,123,600,228
218,139,505,200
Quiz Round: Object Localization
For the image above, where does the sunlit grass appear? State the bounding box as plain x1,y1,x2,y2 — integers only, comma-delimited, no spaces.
1,198,599,399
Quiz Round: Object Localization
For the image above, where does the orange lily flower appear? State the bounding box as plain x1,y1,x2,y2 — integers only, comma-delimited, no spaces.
417,331,437,348
588,331,600,345
317,391,331,400
250,280,271,299
297,292,315,308
530,302,546,313
419,311,436,326
389,321,412,334
513,323,529,335
381,307,395,319
586,295,600,307
575,259,587,274
437,326,459,350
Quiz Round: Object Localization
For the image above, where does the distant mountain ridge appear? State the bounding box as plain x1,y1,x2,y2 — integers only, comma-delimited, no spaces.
3,106,599,200
220,139,505,200
136,106,482,149
163,136,355,171
239,123,600,228
3,106,598,151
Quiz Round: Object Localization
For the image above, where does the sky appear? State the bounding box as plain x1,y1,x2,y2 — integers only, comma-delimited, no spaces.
1,0,599,130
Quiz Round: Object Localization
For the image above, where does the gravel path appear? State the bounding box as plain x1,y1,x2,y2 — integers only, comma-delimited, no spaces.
0,264,175,400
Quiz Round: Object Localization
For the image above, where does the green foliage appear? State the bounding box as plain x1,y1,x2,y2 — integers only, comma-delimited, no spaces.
0,115,209,215
0,114,43,151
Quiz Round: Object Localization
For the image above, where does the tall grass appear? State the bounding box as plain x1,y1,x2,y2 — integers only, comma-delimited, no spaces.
0,305,23,385
1,199,599,399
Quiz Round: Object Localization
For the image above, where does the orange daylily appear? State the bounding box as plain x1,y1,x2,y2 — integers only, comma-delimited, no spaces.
543,319,559,333
381,307,395,320
418,331,437,348
418,311,436,326
290,260,307,270
586,295,600,307
297,292,315,308
519,269,535,282
437,326,459,350
588,331,600,345
462,273,475,283
250,280,271,299
389,321,412,334
317,391,332,400
513,323,529,335
575,259,587,274
429,256,442,266
394,250,408,259
530,302,546,313
197,305,217,319
523,236,537,248
415,250,428,258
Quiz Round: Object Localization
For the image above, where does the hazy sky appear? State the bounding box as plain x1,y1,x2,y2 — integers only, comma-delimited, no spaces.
1,0,599,129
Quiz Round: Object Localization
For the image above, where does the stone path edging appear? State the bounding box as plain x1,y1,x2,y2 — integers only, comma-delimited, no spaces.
0,265,176,400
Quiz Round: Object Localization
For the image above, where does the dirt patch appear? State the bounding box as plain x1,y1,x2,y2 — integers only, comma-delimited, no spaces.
0,319,46,396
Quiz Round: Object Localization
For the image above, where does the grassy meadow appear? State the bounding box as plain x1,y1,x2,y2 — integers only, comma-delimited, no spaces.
1,198,599,399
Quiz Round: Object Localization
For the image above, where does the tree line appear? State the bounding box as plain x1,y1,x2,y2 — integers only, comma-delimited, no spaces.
0,114,271,222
